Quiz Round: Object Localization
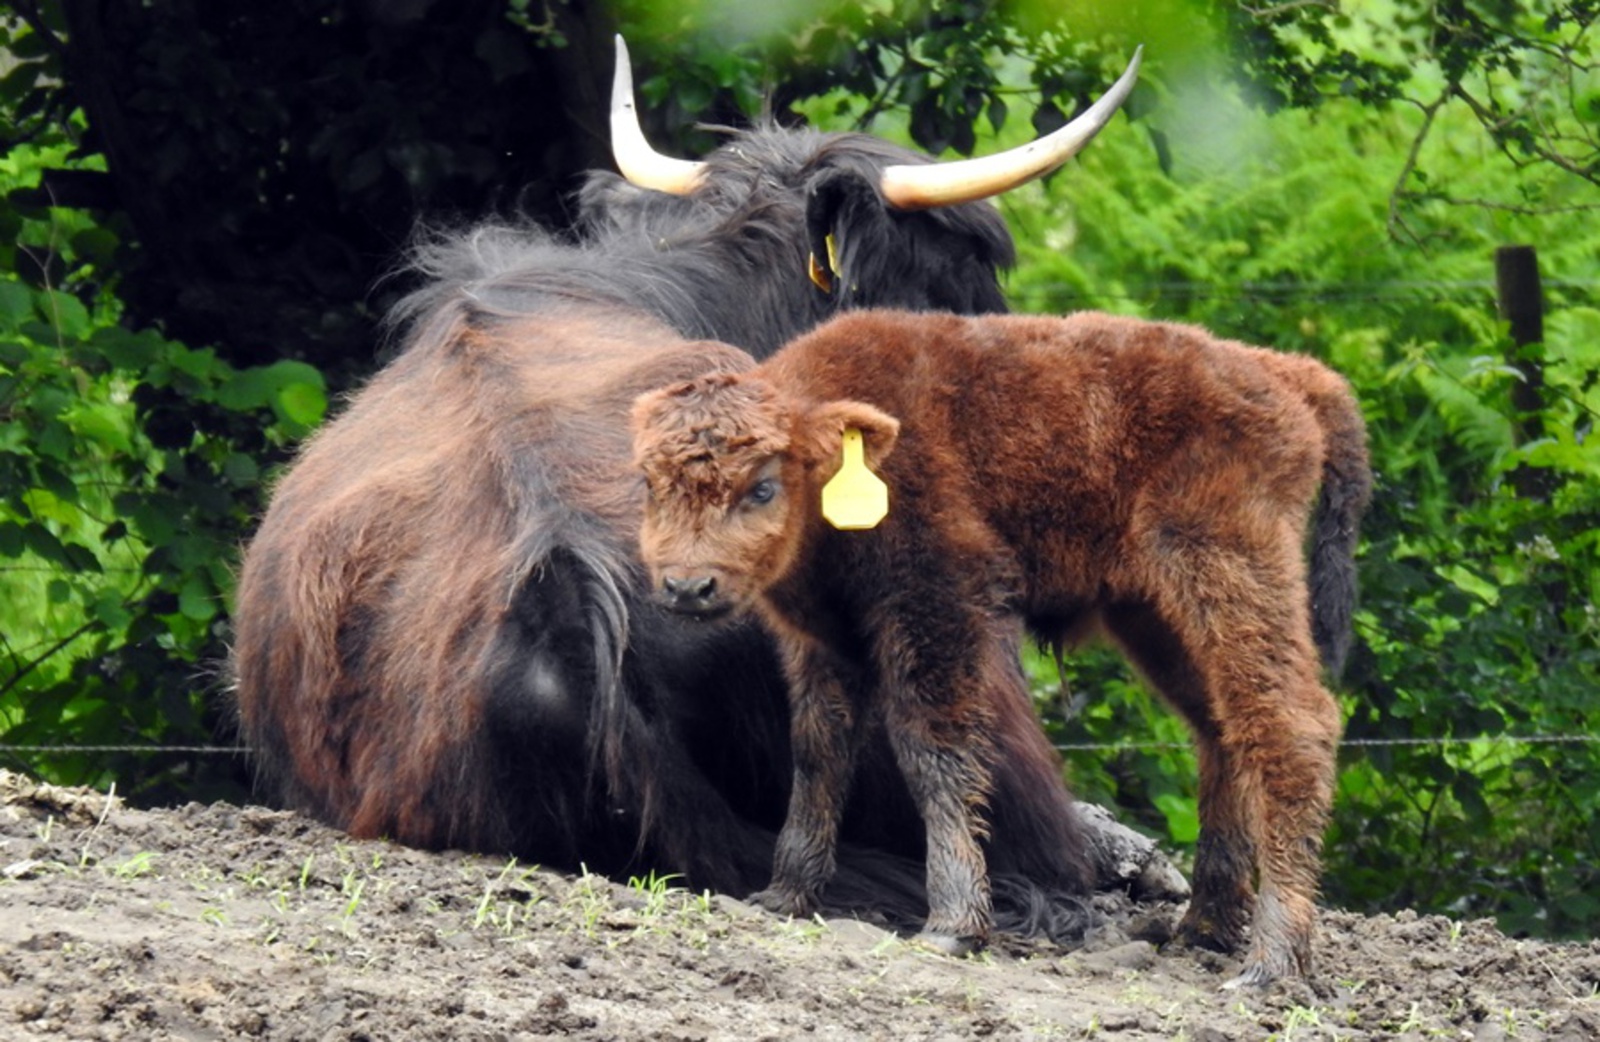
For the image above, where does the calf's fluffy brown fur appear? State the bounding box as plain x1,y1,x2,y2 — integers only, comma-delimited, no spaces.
631,309,1370,983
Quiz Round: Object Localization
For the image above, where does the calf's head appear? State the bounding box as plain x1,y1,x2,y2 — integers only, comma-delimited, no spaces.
631,372,899,618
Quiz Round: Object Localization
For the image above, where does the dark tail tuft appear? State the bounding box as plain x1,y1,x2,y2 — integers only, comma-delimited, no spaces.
1307,393,1373,677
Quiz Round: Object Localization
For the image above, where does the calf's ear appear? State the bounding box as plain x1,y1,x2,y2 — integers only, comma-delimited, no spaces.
801,400,901,471
628,386,672,461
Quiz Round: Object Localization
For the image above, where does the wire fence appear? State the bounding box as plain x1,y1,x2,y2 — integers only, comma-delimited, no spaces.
1055,733,1600,753
3,733,1598,758
1029,277,1600,304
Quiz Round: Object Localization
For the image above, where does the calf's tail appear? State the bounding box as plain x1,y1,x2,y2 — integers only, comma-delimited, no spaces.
1304,373,1373,677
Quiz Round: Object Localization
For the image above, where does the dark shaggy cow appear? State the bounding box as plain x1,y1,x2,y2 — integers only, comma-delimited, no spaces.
630,309,1371,984
231,40,1151,941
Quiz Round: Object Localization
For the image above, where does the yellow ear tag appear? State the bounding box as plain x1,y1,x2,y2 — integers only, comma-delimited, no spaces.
807,252,832,292
821,427,888,530
807,233,841,293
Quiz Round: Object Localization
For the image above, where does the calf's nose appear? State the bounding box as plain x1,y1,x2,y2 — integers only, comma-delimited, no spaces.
660,574,718,612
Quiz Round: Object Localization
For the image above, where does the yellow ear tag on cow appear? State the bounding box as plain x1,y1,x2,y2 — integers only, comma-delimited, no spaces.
821,427,888,530
807,252,832,292
807,233,840,293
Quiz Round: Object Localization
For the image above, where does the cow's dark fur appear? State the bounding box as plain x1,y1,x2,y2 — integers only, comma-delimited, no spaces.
631,309,1372,982
233,124,1115,941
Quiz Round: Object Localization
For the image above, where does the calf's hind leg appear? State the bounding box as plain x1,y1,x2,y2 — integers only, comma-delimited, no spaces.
1103,604,1256,954
1110,539,1342,984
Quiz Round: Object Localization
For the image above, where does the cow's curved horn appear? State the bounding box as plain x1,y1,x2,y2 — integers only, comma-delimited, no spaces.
611,35,708,195
879,46,1143,211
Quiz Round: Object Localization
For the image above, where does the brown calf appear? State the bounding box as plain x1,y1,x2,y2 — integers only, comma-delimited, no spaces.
631,309,1371,983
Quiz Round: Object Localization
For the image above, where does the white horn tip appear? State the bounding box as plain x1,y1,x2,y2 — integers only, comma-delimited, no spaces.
612,36,634,112
609,34,708,195
879,46,1146,210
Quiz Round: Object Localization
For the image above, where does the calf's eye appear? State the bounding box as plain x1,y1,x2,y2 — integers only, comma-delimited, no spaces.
744,478,778,506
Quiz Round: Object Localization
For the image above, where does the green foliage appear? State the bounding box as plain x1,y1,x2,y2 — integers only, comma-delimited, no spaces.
0,142,325,803
1216,0,1597,222
0,1,609,381
621,0,1155,160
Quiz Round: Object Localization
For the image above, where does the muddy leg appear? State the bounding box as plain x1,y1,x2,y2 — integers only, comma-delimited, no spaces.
1220,697,1340,988
1103,603,1253,953
884,711,994,954
877,620,1014,955
1108,563,1340,984
749,640,859,918
1181,737,1257,954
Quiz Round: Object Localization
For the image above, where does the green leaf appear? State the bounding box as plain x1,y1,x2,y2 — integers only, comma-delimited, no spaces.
69,226,119,264
92,589,132,630
63,400,134,455
32,416,75,463
273,378,326,431
215,367,270,411
1152,791,1199,845
222,452,259,485
0,519,23,556
178,572,217,622
32,459,78,503
167,345,226,383
0,281,32,327
92,326,162,371
1520,437,1599,478
36,290,92,341
130,499,178,546
217,359,327,430
61,541,102,573
1435,563,1500,605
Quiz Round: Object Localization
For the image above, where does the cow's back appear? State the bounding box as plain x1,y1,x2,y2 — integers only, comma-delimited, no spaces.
232,308,754,856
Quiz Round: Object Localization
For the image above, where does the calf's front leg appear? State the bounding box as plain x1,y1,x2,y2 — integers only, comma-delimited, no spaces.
877,613,1008,955
749,640,861,919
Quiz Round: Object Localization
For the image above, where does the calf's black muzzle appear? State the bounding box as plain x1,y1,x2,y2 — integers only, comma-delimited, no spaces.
658,574,727,618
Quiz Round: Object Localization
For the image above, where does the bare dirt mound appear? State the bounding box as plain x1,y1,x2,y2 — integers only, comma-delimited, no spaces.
2,771,1597,1040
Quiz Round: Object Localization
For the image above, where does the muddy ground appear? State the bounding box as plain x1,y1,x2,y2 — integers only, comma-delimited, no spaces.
2,771,1597,1041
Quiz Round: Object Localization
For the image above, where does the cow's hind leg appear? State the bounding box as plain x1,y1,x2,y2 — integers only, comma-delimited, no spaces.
1108,533,1341,985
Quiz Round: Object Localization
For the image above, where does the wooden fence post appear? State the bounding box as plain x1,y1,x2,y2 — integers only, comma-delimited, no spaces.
1494,245,1548,500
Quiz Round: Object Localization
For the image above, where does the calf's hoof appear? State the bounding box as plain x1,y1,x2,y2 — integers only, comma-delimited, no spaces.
747,887,815,919
911,930,983,958
1221,953,1295,990
1175,906,1248,955
1219,933,1311,990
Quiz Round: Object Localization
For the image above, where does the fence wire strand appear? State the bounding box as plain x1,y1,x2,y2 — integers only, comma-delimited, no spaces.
1054,734,1600,753
2,734,1598,758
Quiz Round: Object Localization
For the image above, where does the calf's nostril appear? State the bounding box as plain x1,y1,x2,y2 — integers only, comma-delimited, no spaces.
663,575,717,604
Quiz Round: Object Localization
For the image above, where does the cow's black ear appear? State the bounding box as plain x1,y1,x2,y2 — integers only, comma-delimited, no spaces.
803,168,891,292
803,164,1012,314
